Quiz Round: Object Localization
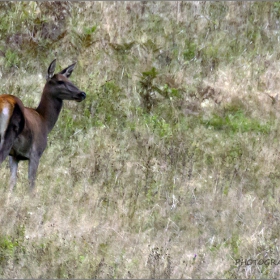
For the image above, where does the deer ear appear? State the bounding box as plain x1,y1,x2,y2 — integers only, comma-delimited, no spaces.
59,63,76,78
47,59,56,80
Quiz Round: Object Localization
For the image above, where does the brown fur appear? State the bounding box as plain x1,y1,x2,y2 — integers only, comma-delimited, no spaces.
0,60,86,191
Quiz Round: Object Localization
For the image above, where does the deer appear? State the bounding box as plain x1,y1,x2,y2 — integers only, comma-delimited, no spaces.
0,59,86,192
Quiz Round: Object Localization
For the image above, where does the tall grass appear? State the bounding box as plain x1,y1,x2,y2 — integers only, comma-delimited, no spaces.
0,1,280,278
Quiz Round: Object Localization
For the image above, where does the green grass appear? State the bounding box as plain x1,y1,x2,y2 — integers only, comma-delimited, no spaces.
201,109,271,134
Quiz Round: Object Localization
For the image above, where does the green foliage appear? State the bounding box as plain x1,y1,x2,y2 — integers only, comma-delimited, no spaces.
80,25,98,48
183,40,197,61
162,84,181,98
144,113,173,138
5,49,20,68
201,109,271,134
0,236,15,264
206,2,228,22
94,80,127,127
273,2,280,17
139,67,184,117
83,26,97,35
139,67,159,112
0,225,25,267
225,234,241,258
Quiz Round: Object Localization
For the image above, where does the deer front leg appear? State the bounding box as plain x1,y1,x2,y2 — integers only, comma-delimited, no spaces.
28,156,39,191
9,156,19,191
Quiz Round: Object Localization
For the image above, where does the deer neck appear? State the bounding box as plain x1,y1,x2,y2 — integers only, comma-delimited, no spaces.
36,91,63,133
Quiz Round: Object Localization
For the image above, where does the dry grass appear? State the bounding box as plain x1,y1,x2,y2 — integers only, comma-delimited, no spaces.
0,1,280,278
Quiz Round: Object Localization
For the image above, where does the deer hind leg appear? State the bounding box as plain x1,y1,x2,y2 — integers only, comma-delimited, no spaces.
28,156,39,191
9,156,19,191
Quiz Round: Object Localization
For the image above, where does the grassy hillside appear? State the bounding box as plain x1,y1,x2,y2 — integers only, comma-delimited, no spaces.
1,1,280,278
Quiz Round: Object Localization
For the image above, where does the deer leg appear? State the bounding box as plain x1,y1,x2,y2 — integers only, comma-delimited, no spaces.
9,156,19,191
28,157,39,191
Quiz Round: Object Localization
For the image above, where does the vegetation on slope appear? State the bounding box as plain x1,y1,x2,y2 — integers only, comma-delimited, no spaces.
0,2,280,278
